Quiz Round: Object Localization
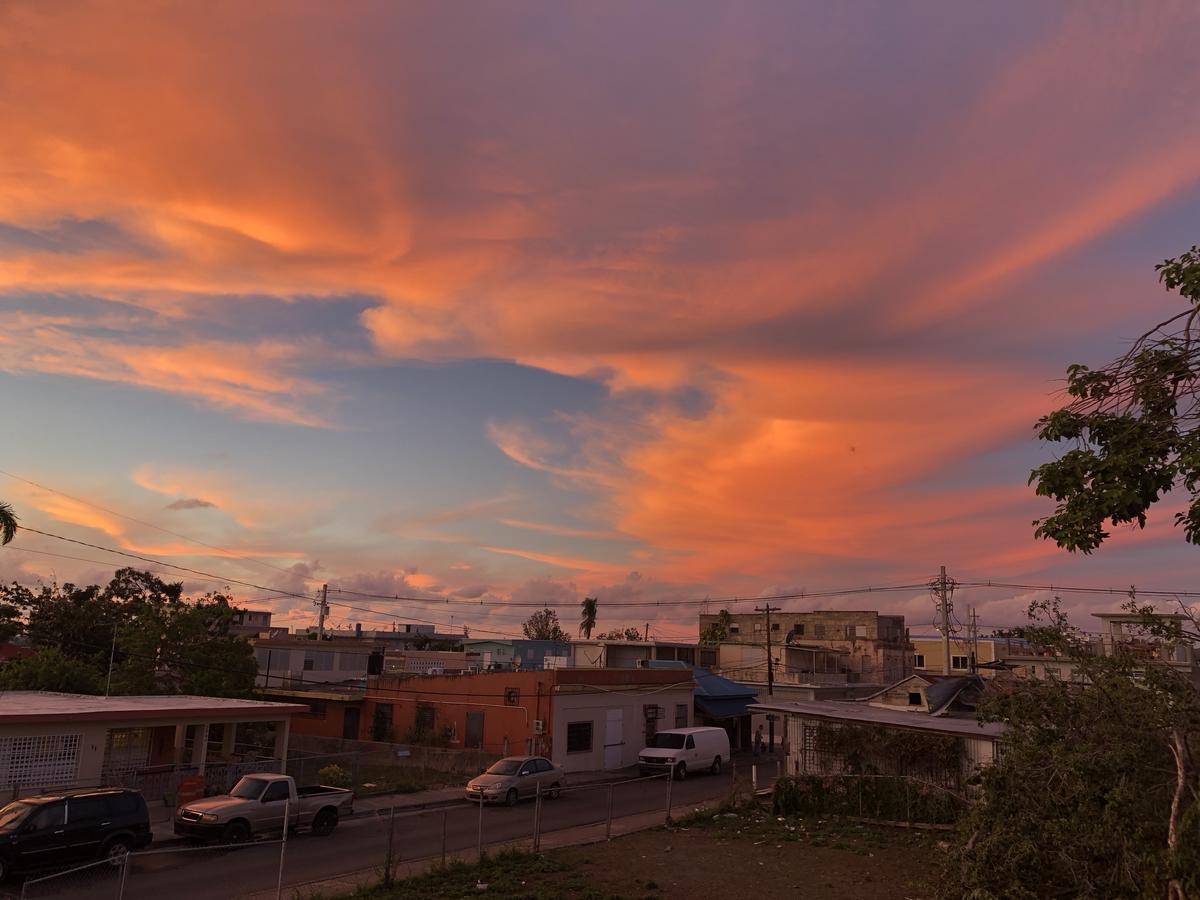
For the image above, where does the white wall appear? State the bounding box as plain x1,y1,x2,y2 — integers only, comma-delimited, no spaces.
551,689,693,773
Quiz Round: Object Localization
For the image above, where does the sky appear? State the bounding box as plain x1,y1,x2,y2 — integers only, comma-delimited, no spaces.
2,1,1200,641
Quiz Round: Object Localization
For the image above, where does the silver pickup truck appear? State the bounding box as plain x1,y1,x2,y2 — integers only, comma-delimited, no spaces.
173,773,353,843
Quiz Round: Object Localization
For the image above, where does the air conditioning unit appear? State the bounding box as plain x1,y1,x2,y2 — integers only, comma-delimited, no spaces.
533,719,545,735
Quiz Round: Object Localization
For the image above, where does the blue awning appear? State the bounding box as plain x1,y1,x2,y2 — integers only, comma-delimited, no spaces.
695,695,753,718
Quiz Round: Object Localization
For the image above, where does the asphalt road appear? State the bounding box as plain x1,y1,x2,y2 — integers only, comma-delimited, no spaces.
12,770,740,899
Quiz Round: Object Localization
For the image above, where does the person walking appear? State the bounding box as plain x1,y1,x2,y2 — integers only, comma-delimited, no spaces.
754,724,765,756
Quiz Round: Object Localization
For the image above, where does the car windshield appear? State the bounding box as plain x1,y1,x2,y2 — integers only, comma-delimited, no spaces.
0,802,32,829
229,777,270,799
485,759,523,776
650,733,687,749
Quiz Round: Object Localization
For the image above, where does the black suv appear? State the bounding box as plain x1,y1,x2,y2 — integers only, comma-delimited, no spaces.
0,788,152,880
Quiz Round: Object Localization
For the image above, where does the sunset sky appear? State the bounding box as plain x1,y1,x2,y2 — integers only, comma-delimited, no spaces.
2,2,1200,639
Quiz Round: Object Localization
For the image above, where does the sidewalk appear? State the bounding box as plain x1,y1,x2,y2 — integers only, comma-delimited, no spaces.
150,766,642,846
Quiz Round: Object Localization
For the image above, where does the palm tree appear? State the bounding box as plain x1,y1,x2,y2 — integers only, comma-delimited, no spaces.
0,501,16,545
579,596,598,639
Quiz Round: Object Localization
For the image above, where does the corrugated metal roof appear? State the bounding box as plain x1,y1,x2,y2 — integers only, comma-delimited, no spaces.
748,699,1006,737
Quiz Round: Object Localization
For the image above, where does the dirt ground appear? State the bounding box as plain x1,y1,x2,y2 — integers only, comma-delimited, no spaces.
356,806,938,900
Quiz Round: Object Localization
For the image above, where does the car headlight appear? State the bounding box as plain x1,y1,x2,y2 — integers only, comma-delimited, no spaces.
198,813,219,823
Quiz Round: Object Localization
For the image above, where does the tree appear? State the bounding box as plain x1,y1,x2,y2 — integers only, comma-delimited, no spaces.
1031,245,1200,552
0,501,16,546
521,607,569,642
700,609,732,644
596,627,642,641
0,647,103,693
0,568,258,698
940,599,1200,900
579,596,598,639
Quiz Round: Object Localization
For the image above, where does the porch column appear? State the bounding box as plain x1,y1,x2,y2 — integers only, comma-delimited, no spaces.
272,717,290,765
173,724,188,766
192,723,210,775
221,723,238,760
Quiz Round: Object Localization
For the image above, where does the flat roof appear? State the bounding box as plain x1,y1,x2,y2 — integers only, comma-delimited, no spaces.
0,692,308,725
748,699,1006,738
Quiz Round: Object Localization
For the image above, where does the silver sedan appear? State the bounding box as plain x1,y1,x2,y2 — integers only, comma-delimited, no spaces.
465,756,565,806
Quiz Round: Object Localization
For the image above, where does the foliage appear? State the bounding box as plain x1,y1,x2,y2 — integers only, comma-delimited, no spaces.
813,722,963,779
0,500,16,546
772,774,962,825
0,568,257,698
579,596,598,639
939,599,1200,900
350,848,566,899
521,607,569,642
0,646,104,693
700,608,732,644
1031,245,1200,552
596,627,642,640
317,764,352,788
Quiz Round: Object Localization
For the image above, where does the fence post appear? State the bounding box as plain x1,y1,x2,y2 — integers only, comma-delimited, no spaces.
905,777,911,826
532,782,542,853
441,808,448,867
858,775,863,818
476,792,484,862
117,850,130,899
384,804,397,886
751,764,757,792
665,767,674,825
275,795,289,900
605,783,615,840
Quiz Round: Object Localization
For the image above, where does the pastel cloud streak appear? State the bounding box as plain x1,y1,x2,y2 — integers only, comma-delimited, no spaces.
2,2,1200,632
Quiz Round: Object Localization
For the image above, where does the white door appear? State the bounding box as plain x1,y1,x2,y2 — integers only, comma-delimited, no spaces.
603,709,624,769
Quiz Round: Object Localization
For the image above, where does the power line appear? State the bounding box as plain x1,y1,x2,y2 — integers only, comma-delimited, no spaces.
0,469,311,582
958,579,1200,599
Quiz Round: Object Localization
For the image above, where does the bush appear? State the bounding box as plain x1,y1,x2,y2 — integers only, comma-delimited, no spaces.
772,774,962,825
317,764,352,788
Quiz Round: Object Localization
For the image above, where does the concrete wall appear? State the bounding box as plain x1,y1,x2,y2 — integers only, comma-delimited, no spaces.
551,687,694,773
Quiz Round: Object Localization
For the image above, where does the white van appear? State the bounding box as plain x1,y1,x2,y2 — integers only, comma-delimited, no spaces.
638,726,730,779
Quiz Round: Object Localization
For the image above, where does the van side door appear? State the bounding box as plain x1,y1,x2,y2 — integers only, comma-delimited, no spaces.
685,734,697,766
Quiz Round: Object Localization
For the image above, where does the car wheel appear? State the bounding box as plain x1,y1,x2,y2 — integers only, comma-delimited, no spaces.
0,855,10,882
311,808,338,836
222,821,251,845
101,837,132,868
674,762,687,781
710,756,722,775
547,782,561,800
505,788,519,807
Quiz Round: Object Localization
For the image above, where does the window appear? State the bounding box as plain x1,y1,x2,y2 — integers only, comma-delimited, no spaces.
415,704,433,732
536,758,554,773
102,728,151,778
0,734,80,787
504,688,520,706
30,802,65,830
812,624,826,639
951,655,969,670
913,653,926,668
674,703,688,728
262,781,290,803
728,624,740,634
566,722,593,753
109,794,139,816
771,622,780,631
907,691,922,706
69,796,110,823
855,625,869,638
754,623,763,632
794,624,805,636
378,704,396,732
519,761,536,776
685,735,695,750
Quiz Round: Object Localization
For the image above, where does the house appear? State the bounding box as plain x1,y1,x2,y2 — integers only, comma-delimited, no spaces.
229,609,274,638
570,639,718,670
865,673,987,715
362,668,695,773
259,686,366,741
384,649,468,675
700,610,914,684
0,692,305,802
749,693,1004,786
461,640,573,672
910,636,1024,678
251,636,384,688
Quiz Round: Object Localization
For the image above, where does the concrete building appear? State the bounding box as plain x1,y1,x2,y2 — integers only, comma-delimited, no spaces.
229,609,274,638
0,692,304,801
911,636,1024,678
252,637,383,688
363,668,695,773
384,649,468,676
462,640,572,672
571,639,718,670
700,610,913,684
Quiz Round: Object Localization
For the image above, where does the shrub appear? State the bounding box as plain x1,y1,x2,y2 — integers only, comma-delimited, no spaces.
317,764,351,788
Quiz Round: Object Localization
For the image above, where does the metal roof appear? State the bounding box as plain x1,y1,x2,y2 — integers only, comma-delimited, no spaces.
748,699,1006,737
0,691,307,724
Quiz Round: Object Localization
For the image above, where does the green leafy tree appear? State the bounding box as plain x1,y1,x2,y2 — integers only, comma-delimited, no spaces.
940,599,1200,900
521,607,570,642
0,647,104,693
700,609,732,644
596,627,642,641
579,596,598,639
1031,245,1200,552
0,500,16,546
0,568,257,698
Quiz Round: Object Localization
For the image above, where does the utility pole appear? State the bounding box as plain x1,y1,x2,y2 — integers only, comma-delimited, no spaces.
645,622,650,642
317,584,329,640
937,566,952,675
968,606,979,674
755,604,781,696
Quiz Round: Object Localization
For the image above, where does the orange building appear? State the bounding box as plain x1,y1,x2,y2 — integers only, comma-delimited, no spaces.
363,668,695,772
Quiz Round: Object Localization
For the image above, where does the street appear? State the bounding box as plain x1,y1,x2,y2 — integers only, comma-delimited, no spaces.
12,770,745,899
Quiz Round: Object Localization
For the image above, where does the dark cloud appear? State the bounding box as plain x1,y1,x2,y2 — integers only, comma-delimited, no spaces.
165,498,216,510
